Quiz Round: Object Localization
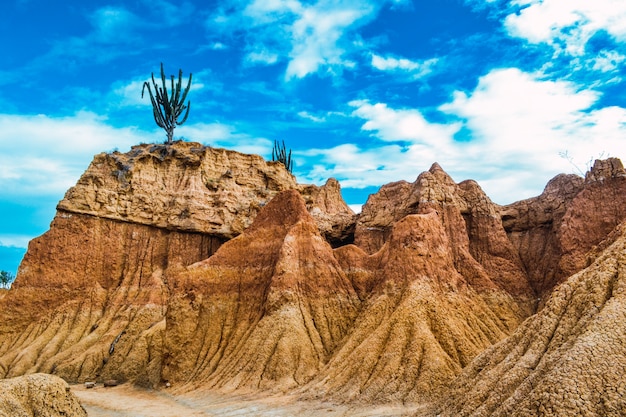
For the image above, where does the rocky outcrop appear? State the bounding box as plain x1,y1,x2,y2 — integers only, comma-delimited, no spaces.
437,219,626,417
305,208,526,403
0,214,211,386
300,178,356,247
163,190,361,392
163,188,526,403
355,163,534,310
0,373,86,417
58,141,354,241
0,142,353,387
501,157,626,296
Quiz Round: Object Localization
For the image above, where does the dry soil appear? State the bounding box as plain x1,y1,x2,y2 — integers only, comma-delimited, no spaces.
72,383,434,417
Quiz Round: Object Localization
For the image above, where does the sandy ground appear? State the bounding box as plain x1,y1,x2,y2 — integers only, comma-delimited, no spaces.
72,383,434,417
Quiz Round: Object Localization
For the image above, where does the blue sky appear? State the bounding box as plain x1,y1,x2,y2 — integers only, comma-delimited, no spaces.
1,0,626,276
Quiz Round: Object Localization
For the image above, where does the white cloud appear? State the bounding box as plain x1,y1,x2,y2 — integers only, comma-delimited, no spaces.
0,235,33,249
89,6,140,43
209,42,228,50
209,0,386,80
440,68,603,156
297,111,326,122
588,50,626,72
371,54,439,78
112,71,203,109
112,79,151,107
301,67,626,204
0,112,153,198
350,100,461,148
439,67,626,199
300,143,422,189
177,122,273,156
504,0,626,56
285,1,376,79
245,49,280,65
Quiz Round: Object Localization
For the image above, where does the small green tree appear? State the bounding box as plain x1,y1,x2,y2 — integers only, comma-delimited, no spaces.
0,270,14,289
272,140,293,173
142,63,192,144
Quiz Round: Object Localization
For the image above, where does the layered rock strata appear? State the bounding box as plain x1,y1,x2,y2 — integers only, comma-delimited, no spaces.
0,145,624,412
58,141,354,241
305,208,526,403
355,163,535,311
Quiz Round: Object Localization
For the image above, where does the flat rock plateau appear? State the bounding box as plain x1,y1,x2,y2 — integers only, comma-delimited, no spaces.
1,141,625,416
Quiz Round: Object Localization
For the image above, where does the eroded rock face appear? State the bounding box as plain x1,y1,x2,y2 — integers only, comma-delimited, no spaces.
355,163,534,309
1,145,625,411
437,220,626,417
0,373,86,417
58,142,297,237
501,157,626,296
305,209,526,403
163,190,361,392
0,142,353,387
0,214,214,386
58,141,354,241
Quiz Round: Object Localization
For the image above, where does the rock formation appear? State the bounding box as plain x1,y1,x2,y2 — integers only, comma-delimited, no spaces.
437,220,626,416
58,141,354,242
0,142,352,387
0,142,624,414
305,208,526,403
501,157,626,296
355,163,535,310
0,373,86,417
163,190,361,392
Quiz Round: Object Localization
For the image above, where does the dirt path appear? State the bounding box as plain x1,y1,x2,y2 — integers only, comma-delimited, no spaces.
72,384,433,416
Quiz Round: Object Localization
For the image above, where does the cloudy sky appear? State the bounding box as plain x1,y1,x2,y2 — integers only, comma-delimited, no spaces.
1,0,625,275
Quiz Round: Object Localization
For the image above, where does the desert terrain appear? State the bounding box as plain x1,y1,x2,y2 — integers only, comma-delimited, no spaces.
1,142,625,416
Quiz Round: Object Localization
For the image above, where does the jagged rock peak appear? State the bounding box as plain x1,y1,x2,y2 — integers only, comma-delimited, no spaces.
585,157,626,182
246,189,311,233
163,189,361,392
502,157,626,296
355,162,532,303
305,208,527,404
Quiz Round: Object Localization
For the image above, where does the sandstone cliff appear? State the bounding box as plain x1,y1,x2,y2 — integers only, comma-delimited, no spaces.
57,141,354,242
304,208,525,403
0,373,86,417
163,190,361,392
356,163,534,309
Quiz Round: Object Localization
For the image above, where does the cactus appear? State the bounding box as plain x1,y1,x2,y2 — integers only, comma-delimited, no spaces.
142,63,192,144
272,140,293,173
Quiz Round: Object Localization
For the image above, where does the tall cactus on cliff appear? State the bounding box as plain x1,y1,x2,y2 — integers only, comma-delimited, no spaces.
142,63,192,144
